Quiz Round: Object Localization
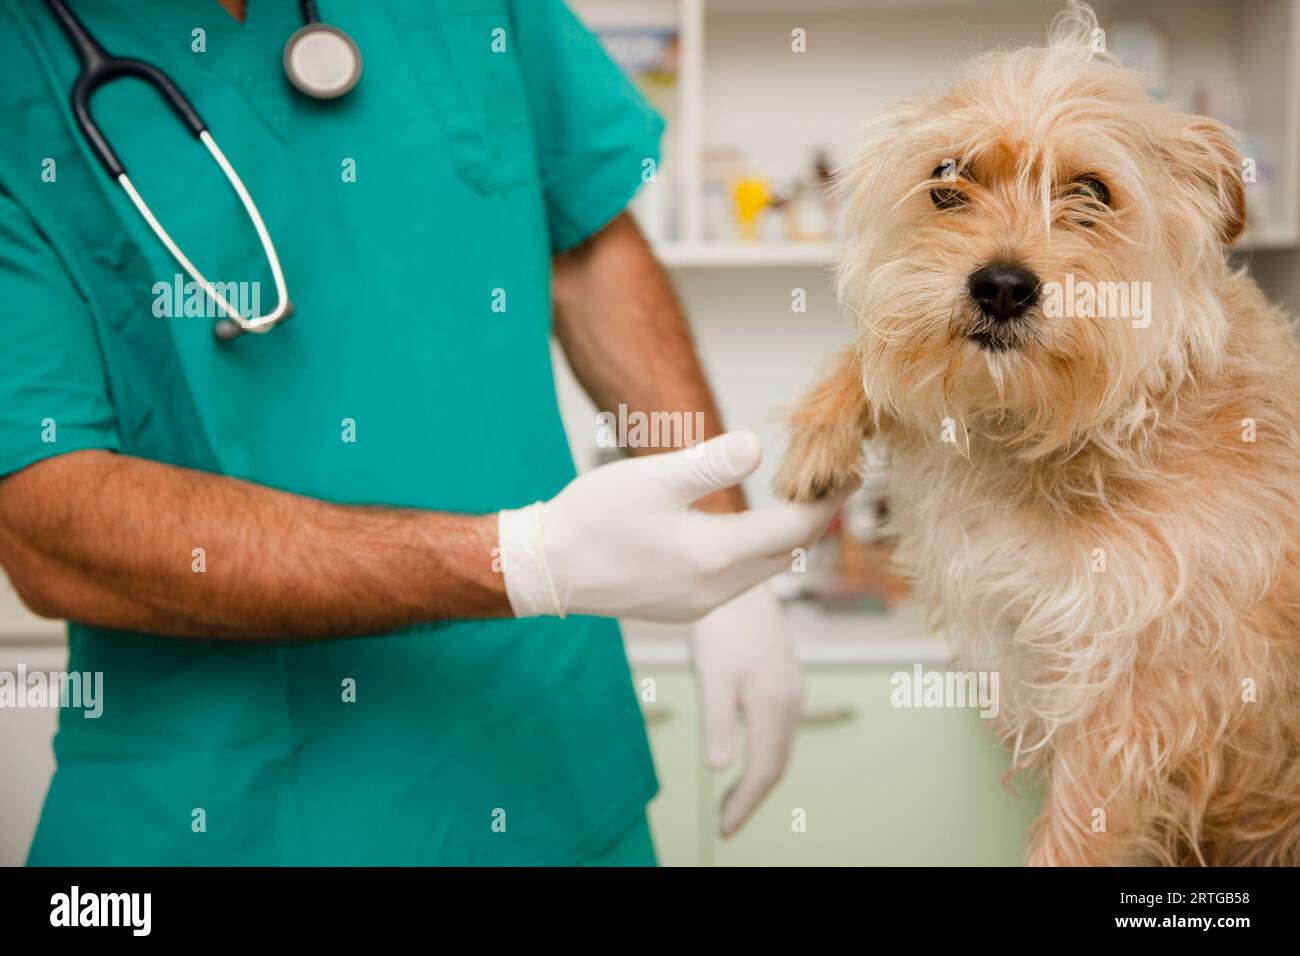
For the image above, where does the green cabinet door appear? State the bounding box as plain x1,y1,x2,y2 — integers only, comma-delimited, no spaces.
709,669,1041,866
635,667,705,867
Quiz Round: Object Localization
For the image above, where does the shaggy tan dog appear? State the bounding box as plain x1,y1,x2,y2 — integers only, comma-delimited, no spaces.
776,2,1300,865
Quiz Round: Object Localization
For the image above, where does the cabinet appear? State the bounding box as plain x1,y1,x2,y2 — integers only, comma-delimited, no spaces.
636,664,1041,866
636,669,707,866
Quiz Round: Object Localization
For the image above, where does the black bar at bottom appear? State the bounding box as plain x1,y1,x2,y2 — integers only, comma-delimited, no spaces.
0,864,1285,940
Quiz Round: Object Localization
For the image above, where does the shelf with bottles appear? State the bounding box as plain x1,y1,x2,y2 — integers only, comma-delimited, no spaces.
572,0,1300,267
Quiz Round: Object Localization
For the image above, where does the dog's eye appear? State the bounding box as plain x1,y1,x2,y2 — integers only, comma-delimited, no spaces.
1067,174,1111,223
1071,175,1110,205
930,162,968,210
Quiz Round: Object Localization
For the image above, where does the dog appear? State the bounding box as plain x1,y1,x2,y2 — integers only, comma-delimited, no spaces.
775,2,1300,865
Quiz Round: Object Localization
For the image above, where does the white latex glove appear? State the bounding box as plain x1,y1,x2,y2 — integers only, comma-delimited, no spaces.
693,582,801,837
497,431,845,623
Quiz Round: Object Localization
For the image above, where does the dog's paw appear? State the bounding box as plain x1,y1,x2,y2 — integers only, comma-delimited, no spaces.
773,421,864,503
774,346,872,502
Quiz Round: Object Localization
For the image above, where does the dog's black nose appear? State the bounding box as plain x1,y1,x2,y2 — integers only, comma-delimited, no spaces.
968,263,1040,322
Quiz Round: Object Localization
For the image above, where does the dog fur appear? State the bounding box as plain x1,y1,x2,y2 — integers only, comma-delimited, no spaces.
775,2,1300,865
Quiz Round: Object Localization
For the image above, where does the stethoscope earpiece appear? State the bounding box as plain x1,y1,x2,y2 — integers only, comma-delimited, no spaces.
283,22,362,100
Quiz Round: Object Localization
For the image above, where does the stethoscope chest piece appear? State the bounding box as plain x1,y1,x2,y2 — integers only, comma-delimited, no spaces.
283,23,362,99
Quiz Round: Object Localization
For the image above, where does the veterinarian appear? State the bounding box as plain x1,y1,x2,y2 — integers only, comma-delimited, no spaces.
0,0,841,865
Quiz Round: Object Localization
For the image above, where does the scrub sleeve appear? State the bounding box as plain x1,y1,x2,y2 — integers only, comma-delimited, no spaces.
510,0,666,253
0,187,121,474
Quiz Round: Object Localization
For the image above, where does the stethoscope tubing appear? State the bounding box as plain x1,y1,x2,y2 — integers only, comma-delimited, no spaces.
43,0,293,339
118,133,292,335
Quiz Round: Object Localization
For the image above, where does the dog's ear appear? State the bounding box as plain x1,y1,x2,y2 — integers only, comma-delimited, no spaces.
1167,117,1246,245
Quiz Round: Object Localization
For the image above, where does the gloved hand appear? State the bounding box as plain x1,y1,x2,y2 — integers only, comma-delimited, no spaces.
497,431,845,623
692,581,801,837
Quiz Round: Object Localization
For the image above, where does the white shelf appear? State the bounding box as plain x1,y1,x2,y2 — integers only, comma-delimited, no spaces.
707,0,1050,10
656,240,837,268
659,228,1299,268
623,600,952,667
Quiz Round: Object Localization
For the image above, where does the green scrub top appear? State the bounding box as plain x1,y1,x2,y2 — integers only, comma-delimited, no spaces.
0,0,663,865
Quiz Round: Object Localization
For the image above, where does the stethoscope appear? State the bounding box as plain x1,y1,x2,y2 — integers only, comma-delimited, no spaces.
44,0,363,340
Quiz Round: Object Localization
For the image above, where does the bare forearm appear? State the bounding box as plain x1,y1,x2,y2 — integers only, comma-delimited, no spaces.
0,451,508,639
553,212,745,513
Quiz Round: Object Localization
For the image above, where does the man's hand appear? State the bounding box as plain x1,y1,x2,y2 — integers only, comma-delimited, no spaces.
693,582,801,837
497,431,845,623
549,214,832,831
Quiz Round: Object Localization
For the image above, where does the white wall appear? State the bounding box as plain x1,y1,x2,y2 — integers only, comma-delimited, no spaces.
0,636,62,866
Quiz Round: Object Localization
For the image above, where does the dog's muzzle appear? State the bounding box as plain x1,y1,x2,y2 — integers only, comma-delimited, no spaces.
966,262,1040,351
